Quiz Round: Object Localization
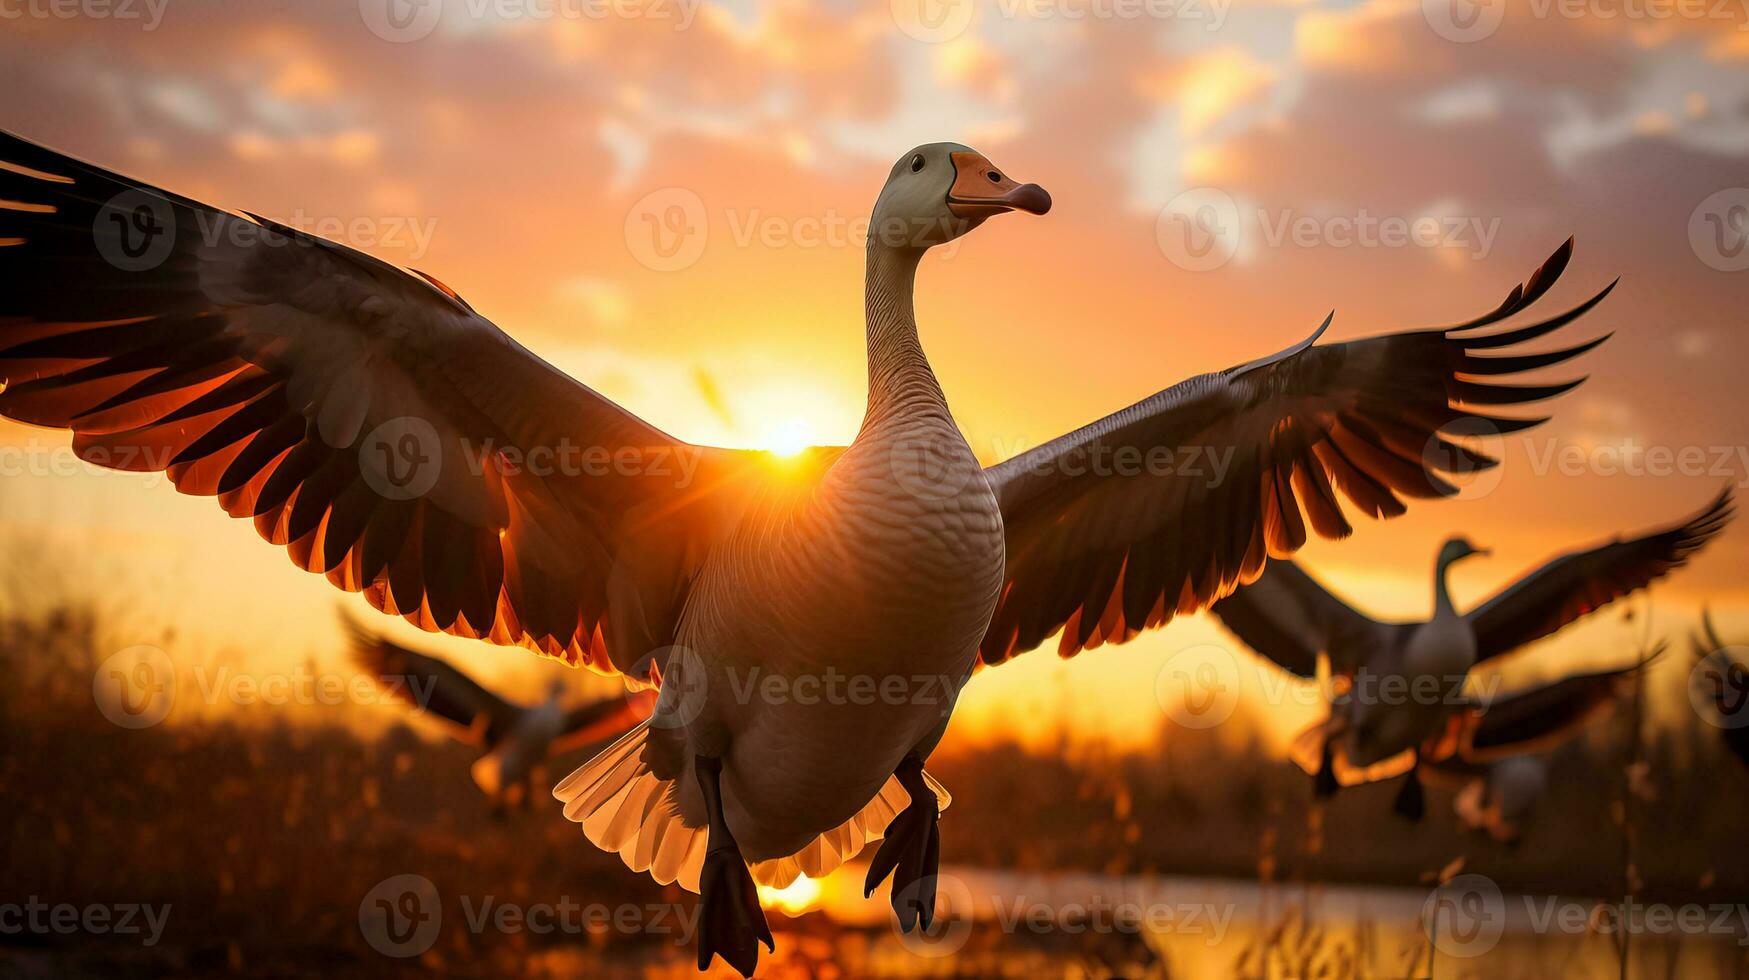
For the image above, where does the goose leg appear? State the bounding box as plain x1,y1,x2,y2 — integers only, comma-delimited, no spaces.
1393,753,1426,821
694,756,773,978
1313,737,1340,798
863,754,941,932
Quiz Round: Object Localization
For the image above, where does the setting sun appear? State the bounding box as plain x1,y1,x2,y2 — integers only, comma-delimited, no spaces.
757,418,815,457
757,874,823,917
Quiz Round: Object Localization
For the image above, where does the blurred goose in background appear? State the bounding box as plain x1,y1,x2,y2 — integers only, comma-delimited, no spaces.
1210,491,1731,812
349,623,652,815
1419,644,1659,833
1427,756,1549,843
1691,610,1749,767
0,130,1614,977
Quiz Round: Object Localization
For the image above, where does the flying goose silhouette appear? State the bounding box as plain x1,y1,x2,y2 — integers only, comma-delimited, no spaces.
348,621,651,814
0,131,1610,975
1210,492,1729,814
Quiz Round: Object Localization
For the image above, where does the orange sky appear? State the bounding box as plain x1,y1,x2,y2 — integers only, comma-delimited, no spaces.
1,0,1745,747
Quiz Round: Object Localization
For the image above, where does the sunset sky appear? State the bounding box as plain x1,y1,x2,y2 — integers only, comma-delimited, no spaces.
1,0,1745,747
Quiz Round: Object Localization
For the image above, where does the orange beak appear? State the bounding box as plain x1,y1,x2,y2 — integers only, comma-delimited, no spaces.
946,151,1051,218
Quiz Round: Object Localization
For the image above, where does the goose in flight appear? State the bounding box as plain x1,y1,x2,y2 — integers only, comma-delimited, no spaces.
1211,492,1730,813
1430,755,1550,843
1413,644,1659,833
1691,610,1749,767
347,621,651,814
0,130,1612,976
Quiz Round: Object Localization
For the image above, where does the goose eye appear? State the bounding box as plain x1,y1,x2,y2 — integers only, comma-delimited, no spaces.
910,154,924,173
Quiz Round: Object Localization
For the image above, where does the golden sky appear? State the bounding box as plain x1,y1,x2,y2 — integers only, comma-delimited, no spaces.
1,0,1745,746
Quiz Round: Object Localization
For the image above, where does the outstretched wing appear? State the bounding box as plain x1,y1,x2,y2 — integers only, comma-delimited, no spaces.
1206,560,1395,677
348,624,522,747
0,131,751,676
1459,646,1661,758
1465,490,1734,662
980,239,1610,665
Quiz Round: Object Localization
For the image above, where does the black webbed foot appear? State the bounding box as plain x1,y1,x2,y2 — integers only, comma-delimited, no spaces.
697,842,773,976
863,756,941,932
693,757,773,977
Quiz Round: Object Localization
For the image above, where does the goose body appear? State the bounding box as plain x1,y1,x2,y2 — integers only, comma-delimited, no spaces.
0,130,1624,975
655,419,1004,860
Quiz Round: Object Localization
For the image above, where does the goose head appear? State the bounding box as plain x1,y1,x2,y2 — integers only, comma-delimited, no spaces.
868,142,1050,251
1437,536,1491,567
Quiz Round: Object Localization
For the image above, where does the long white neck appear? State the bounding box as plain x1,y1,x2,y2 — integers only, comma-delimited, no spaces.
861,244,948,433
1433,551,1460,618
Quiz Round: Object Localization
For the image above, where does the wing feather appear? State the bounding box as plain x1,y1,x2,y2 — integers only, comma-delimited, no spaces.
981,239,1608,664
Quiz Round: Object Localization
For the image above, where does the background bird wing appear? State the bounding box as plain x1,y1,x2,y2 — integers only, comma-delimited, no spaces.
549,689,657,757
979,239,1610,665
1206,560,1389,677
1464,490,1734,663
347,625,522,746
1459,645,1660,758
0,131,761,677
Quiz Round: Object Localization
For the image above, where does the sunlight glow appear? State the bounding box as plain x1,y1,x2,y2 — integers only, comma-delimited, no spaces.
757,418,814,457
757,874,822,916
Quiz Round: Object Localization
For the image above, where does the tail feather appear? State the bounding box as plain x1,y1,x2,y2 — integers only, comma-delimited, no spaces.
555,722,952,893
